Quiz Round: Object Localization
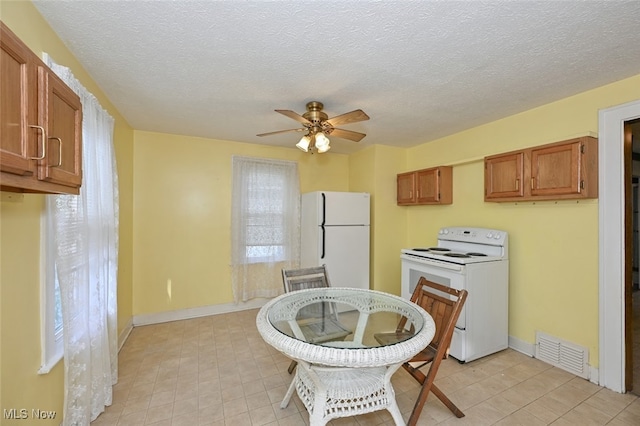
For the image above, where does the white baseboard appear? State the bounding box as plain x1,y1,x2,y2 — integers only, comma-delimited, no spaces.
589,366,599,385
118,318,133,352
508,335,535,357
132,298,270,327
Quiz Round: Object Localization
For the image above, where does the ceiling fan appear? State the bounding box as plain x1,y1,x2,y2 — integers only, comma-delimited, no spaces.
257,101,369,153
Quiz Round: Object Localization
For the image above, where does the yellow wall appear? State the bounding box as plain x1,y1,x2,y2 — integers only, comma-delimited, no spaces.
402,74,640,367
349,145,407,294
131,134,411,316
0,1,134,421
132,131,350,315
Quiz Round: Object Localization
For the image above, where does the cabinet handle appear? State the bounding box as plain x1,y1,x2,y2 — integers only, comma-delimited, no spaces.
409,190,412,198
531,177,535,189
28,125,47,160
49,137,62,167
515,179,519,190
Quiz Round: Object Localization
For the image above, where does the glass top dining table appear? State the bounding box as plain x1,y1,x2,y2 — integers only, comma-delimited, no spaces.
257,286,435,368
256,287,435,426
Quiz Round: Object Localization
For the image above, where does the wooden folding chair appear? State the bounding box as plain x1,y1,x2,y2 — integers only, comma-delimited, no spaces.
374,277,468,425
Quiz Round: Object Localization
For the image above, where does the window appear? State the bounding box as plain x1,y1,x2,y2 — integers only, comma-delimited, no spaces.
231,156,300,302
244,168,290,263
39,205,64,374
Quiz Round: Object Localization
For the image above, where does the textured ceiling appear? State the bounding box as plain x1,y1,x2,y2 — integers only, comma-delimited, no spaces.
32,0,640,154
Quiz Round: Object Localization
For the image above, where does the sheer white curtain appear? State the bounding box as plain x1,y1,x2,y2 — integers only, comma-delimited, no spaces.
231,156,300,302
44,54,119,425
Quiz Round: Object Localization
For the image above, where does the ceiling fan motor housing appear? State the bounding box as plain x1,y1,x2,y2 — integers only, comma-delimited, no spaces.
303,101,329,133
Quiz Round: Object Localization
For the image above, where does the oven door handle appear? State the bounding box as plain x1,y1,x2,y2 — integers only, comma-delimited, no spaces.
400,254,464,272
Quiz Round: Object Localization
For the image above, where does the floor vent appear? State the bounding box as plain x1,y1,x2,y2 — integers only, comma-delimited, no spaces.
535,331,589,379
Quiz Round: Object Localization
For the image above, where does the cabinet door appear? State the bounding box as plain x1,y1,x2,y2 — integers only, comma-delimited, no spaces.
531,141,580,196
397,172,416,205
416,168,440,203
0,23,38,177
485,152,524,200
37,66,82,190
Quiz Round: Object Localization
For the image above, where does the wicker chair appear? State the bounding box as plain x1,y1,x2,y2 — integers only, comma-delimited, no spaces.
374,277,468,426
281,265,352,373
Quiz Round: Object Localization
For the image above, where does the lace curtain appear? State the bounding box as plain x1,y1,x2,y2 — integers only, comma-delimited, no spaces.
231,156,300,302
44,54,119,425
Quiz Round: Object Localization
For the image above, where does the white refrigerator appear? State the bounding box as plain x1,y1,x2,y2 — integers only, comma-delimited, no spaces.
300,191,370,290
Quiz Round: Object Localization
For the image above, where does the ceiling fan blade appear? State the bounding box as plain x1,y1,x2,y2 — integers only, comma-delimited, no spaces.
256,128,306,137
329,128,366,142
325,109,370,127
275,109,312,126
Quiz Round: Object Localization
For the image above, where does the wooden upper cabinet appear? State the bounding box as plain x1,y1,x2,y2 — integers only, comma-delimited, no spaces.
0,22,82,194
531,141,581,196
37,66,82,188
397,166,452,205
485,152,525,200
484,136,598,202
0,21,37,177
397,171,416,204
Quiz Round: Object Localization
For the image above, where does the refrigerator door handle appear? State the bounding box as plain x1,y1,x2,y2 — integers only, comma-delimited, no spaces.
321,224,326,259
321,192,326,226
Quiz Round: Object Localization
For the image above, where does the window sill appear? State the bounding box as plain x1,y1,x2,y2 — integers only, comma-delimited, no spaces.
38,348,63,375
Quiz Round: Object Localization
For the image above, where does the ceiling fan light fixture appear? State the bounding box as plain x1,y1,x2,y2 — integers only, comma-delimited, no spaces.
316,143,331,153
314,132,330,152
296,135,311,152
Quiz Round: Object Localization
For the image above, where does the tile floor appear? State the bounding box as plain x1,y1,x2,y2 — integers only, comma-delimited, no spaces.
91,308,640,426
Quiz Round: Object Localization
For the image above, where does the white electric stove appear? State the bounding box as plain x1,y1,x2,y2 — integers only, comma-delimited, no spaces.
401,227,509,362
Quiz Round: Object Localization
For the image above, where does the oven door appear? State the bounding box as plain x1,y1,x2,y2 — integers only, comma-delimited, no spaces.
401,254,467,329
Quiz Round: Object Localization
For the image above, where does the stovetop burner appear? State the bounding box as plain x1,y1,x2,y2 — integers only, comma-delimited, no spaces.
412,247,452,252
444,253,471,258
467,252,487,257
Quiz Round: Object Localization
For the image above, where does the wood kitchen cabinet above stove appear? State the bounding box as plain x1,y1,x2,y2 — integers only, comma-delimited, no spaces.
484,136,598,202
397,166,452,205
0,22,82,195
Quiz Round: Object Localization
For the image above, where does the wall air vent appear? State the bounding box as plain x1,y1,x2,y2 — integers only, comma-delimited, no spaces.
535,331,589,379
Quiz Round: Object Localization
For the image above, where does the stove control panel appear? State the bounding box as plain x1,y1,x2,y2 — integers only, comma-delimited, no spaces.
438,227,507,245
